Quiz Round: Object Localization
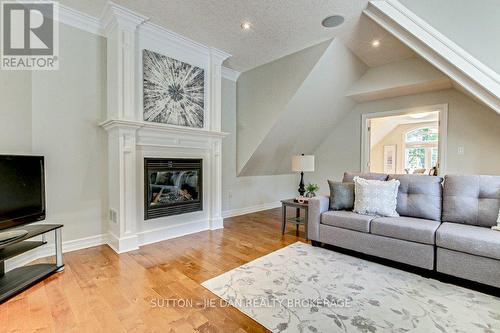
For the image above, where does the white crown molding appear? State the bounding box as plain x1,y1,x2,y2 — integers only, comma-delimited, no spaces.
365,0,500,114
222,67,241,81
100,1,148,35
56,2,232,69
210,47,232,64
140,22,211,57
59,4,104,36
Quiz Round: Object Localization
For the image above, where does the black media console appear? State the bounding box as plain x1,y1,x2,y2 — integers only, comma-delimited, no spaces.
0,224,64,303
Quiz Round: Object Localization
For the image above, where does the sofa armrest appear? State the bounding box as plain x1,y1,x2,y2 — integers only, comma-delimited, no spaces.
308,195,329,241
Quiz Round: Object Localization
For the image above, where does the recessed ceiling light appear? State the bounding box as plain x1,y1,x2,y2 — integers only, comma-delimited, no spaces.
241,21,251,30
371,39,380,48
321,15,345,28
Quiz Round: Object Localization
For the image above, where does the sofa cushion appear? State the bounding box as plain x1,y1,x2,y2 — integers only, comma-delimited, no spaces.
328,180,354,210
353,177,400,217
371,216,441,245
321,211,375,233
442,175,500,227
389,174,443,221
436,222,500,260
342,172,388,183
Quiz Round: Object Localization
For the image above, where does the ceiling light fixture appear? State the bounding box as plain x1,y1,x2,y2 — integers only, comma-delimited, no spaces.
321,15,345,28
241,21,251,30
371,39,380,48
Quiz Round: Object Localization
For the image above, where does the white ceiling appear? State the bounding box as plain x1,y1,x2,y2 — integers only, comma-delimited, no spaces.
370,111,440,147
60,0,415,72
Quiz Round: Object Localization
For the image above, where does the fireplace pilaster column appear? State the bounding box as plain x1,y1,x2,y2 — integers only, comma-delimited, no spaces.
100,3,147,252
102,123,141,253
208,48,230,229
101,2,147,120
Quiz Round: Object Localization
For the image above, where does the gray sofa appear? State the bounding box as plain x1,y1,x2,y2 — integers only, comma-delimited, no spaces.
308,172,500,288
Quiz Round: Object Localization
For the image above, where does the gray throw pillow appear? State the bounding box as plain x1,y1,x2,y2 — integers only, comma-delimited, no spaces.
328,180,355,211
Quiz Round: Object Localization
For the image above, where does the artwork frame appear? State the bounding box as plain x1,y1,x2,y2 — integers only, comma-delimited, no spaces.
142,49,205,128
383,145,397,174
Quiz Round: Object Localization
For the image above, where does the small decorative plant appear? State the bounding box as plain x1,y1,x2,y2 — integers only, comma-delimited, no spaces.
305,183,320,197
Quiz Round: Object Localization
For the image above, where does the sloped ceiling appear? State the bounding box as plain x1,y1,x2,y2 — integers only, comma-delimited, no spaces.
398,0,500,74
370,111,439,147
238,39,367,176
347,57,452,102
236,40,332,175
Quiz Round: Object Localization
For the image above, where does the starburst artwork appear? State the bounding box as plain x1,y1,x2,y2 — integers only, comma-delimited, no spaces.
143,49,205,128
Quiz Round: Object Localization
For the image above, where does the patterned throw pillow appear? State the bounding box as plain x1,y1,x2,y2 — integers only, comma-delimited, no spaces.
353,177,400,217
328,180,354,210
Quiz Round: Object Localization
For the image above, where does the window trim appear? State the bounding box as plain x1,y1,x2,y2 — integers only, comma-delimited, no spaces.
361,104,448,175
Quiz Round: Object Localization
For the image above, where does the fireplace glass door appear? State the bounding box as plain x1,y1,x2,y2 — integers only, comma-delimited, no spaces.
144,158,202,219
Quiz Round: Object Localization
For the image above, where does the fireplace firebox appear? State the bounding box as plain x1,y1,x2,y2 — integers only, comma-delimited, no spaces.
144,158,202,220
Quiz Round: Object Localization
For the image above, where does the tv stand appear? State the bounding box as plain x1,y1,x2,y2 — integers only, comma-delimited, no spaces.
0,229,29,243
0,224,63,303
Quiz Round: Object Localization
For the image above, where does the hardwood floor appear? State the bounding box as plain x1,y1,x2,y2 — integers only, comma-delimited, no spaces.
1,207,307,332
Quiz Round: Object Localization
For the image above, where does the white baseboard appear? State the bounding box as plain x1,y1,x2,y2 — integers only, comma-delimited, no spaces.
106,232,139,254
3,202,280,270
136,219,209,247
222,201,281,218
4,233,107,272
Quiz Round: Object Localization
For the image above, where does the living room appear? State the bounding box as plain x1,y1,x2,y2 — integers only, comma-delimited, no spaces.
0,0,499,332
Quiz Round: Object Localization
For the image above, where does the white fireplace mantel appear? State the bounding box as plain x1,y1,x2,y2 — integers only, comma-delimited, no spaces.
99,2,231,253
100,119,229,139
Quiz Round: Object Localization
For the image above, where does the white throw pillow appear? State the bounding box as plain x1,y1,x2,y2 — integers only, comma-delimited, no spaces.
353,177,400,217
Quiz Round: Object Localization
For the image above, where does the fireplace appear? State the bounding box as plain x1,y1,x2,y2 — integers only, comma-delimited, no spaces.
144,158,202,220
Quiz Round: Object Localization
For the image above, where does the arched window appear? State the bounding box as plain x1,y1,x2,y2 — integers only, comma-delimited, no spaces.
405,127,439,143
404,127,439,174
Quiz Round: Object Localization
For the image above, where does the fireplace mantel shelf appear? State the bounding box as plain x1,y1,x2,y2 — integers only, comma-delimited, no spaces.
99,119,229,139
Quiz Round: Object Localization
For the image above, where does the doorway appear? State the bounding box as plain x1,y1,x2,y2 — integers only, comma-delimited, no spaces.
361,104,448,176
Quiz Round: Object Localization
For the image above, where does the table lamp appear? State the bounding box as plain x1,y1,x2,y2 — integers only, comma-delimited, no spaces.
292,154,315,196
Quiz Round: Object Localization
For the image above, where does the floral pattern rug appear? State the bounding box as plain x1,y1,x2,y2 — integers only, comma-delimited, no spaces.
202,242,500,333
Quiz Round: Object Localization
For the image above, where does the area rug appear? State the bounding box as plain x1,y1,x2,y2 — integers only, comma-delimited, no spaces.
202,242,500,333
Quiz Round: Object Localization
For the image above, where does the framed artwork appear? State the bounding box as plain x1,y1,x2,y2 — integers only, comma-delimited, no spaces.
383,145,397,174
143,49,205,128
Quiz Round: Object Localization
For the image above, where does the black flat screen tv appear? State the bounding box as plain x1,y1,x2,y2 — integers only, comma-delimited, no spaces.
0,155,45,230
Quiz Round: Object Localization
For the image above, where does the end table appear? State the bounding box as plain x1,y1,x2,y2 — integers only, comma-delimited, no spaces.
281,199,309,240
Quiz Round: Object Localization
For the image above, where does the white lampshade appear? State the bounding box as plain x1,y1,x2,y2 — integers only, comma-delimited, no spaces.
292,155,315,172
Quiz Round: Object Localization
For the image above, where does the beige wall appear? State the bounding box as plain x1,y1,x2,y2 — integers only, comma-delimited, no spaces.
236,40,332,173
237,39,367,176
371,121,438,174
222,78,296,212
0,71,32,153
309,88,500,192
0,24,107,241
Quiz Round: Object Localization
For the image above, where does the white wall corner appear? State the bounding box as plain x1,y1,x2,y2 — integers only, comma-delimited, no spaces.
210,48,232,66
222,67,241,82
209,48,231,133
107,231,139,253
